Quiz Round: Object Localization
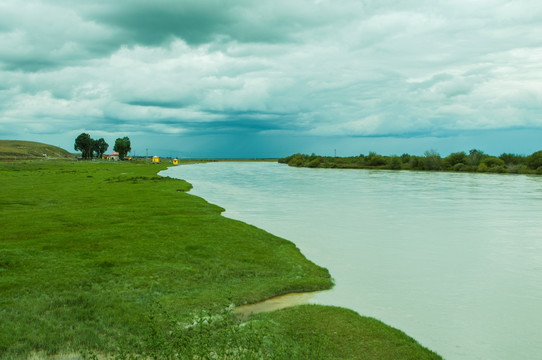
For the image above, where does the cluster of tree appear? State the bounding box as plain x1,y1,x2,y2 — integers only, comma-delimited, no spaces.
74,133,108,159
279,149,542,175
113,137,131,159
74,133,131,160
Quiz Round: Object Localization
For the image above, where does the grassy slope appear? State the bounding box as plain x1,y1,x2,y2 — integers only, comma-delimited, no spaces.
0,140,72,159
0,158,441,359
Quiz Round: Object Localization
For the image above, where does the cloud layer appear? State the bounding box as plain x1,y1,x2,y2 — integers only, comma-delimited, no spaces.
1,0,542,156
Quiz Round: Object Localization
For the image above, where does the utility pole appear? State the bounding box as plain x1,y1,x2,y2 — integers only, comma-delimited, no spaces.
146,148,149,164
334,149,337,158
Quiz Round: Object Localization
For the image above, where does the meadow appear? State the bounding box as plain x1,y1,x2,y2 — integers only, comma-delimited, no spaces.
0,154,441,359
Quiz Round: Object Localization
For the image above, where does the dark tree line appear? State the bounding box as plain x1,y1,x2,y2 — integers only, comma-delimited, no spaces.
74,133,131,160
279,149,542,175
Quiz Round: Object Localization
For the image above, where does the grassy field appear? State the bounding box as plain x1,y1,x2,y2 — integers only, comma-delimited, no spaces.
0,140,73,160
0,154,441,359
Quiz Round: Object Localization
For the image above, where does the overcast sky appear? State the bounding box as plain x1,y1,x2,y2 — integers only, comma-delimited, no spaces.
1,0,541,157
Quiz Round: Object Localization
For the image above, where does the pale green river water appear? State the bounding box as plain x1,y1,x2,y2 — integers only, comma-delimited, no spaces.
162,162,542,360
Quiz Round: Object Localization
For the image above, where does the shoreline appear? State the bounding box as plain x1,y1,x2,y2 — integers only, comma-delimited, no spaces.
234,290,327,317
1,158,442,359
164,163,334,314
163,163,443,359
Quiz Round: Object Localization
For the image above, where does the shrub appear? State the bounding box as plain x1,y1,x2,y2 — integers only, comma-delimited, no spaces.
468,149,485,166
286,154,307,167
445,152,468,169
409,156,422,170
278,154,294,164
477,163,489,172
500,153,524,166
424,150,442,171
512,164,529,174
452,163,466,172
387,156,402,170
401,153,411,163
488,165,507,173
527,151,542,170
482,157,505,168
367,152,386,166
308,157,322,168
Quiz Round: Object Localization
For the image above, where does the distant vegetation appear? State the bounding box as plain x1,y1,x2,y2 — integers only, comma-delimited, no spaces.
0,140,71,160
74,133,108,159
74,133,132,160
113,136,131,159
74,133,111,159
280,149,542,174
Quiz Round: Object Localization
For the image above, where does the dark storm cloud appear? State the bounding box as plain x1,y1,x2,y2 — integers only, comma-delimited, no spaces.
89,1,233,46
125,100,188,109
81,0,338,46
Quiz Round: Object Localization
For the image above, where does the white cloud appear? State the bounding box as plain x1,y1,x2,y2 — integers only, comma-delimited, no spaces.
1,0,542,155
0,0,115,71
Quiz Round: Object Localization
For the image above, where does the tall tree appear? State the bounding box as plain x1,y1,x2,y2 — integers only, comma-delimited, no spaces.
526,150,542,170
74,133,93,159
423,149,442,170
94,138,109,158
114,137,131,159
468,149,485,167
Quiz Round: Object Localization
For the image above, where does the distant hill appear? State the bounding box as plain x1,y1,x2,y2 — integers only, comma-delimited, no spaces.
0,140,72,159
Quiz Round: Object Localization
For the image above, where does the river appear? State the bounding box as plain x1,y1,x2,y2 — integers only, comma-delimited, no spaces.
161,162,542,360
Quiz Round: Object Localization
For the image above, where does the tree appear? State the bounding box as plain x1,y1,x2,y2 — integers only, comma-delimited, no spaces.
499,153,524,166
400,153,411,164
423,149,442,170
526,150,542,170
387,156,402,170
444,152,467,169
114,137,131,159
468,149,485,167
367,152,386,166
94,138,109,158
74,133,94,159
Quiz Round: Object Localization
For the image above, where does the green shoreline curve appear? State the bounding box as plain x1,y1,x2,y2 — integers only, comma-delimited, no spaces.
0,152,442,359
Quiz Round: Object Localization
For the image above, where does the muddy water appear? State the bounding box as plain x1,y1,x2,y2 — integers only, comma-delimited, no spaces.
234,292,324,317
162,162,542,360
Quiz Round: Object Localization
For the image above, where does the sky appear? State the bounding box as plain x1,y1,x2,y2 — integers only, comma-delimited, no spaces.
1,0,542,158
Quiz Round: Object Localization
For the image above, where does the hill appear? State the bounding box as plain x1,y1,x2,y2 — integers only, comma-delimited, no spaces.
0,140,72,159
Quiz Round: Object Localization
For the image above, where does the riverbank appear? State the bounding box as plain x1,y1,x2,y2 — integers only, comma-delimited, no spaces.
0,159,441,359
279,151,542,174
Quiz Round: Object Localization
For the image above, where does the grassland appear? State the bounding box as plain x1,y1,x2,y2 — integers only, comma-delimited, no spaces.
0,152,441,359
0,140,73,160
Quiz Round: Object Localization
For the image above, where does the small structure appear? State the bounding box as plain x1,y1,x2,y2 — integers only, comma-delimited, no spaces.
109,152,120,161
152,156,160,164
172,158,179,165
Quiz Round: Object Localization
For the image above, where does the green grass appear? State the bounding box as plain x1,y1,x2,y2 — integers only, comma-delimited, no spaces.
0,140,72,159
0,158,441,359
258,306,442,359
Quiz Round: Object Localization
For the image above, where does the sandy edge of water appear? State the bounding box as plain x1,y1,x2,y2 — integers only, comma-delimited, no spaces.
233,291,326,317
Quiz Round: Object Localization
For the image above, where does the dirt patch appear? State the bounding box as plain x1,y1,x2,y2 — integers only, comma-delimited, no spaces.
234,291,325,317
